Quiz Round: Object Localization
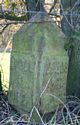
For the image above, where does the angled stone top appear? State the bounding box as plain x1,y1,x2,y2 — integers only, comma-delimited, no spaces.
12,13,67,56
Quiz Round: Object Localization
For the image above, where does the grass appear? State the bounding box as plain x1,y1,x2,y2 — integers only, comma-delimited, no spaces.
0,92,80,125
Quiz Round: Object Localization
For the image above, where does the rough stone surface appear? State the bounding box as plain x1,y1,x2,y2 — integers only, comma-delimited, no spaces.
8,13,68,114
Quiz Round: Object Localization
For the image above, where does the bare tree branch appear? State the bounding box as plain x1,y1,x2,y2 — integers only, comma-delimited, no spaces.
0,24,9,34
0,12,27,21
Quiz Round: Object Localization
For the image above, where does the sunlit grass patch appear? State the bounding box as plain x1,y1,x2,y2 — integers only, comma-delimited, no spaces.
0,52,11,91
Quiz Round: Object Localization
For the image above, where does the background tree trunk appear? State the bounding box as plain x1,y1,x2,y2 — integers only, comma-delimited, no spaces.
67,33,80,98
26,0,45,19
61,0,80,98
61,0,73,37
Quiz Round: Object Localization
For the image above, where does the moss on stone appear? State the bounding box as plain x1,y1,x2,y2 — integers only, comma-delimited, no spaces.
8,13,68,115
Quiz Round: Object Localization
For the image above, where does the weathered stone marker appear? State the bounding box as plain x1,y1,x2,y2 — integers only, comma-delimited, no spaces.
8,13,68,114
